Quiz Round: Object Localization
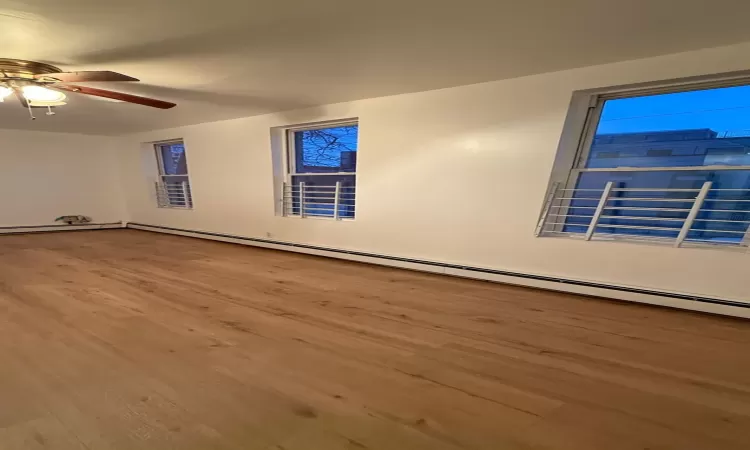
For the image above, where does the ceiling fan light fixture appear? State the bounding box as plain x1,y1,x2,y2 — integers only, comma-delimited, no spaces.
22,85,66,103
28,100,67,107
0,59,176,111
0,85,12,102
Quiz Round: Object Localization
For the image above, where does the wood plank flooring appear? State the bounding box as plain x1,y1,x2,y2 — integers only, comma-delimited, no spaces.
0,230,748,449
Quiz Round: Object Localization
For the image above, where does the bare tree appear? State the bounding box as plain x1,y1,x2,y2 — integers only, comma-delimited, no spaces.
300,126,357,167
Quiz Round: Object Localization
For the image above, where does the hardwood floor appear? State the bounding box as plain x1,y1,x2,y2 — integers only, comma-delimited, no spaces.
0,230,748,449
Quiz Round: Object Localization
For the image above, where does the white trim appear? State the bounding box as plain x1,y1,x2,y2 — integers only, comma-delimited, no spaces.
282,214,354,222
285,118,358,133
0,222,124,235
127,223,750,319
288,172,356,176
596,73,750,101
571,99,603,170
575,165,750,173
150,138,185,145
285,127,297,180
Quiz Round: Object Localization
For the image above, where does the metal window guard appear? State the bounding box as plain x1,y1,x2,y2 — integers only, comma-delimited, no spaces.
536,181,750,247
155,181,193,209
282,182,355,219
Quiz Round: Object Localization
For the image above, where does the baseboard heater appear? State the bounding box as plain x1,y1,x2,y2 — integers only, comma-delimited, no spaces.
126,222,749,319
0,222,124,235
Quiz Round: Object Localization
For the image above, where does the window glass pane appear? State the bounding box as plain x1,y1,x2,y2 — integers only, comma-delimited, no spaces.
289,174,355,219
159,143,188,175
586,85,750,169
294,125,358,173
566,170,750,242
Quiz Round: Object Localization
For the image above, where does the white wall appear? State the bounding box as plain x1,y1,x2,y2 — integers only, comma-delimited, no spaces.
117,41,750,305
0,129,125,226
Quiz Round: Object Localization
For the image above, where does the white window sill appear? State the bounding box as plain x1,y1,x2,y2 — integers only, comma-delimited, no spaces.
283,215,354,221
538,233,749,252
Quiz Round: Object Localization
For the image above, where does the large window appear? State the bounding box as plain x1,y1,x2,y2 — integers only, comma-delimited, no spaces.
283,121,358,219
539,80,750,247
155,141,193,209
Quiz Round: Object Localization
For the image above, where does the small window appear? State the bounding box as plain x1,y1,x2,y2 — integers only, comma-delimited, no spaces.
154,141,193,209
539,81,750,247
283,121,358,219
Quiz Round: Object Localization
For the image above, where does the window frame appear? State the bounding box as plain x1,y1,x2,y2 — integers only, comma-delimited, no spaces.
282,119,359,220
545,73,750,247
284,119,359,182
569,81,750,183
154,140,193,210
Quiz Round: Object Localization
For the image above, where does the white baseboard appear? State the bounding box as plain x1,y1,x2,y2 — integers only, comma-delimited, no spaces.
126,222,750,319
0,222,124,235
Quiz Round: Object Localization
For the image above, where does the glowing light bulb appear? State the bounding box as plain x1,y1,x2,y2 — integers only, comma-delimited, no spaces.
0,85,12,102
22,85,66,104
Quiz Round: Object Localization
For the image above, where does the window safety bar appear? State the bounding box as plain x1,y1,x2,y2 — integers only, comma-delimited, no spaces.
155,181,193,209
282,182,355,220
538,181,750,247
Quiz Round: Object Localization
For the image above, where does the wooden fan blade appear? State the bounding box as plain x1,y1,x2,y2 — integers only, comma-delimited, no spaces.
35,71,139,83
56,85,176,109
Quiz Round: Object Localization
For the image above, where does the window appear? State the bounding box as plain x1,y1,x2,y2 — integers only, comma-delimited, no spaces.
154,141,193,208
282,121,358,219
539,80,750,247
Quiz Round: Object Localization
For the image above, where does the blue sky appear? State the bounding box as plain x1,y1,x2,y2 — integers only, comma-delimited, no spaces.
596,84,750,135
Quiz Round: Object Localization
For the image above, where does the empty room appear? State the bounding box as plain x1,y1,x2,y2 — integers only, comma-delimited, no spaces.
1,0,750,449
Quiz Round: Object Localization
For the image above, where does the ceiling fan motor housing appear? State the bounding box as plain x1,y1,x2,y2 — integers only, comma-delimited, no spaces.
0,59,62,86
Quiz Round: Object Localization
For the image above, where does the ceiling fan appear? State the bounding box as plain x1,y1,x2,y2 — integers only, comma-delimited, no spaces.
0,58,176,119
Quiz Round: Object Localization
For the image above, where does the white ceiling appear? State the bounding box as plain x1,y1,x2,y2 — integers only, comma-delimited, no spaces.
2,0,750,135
